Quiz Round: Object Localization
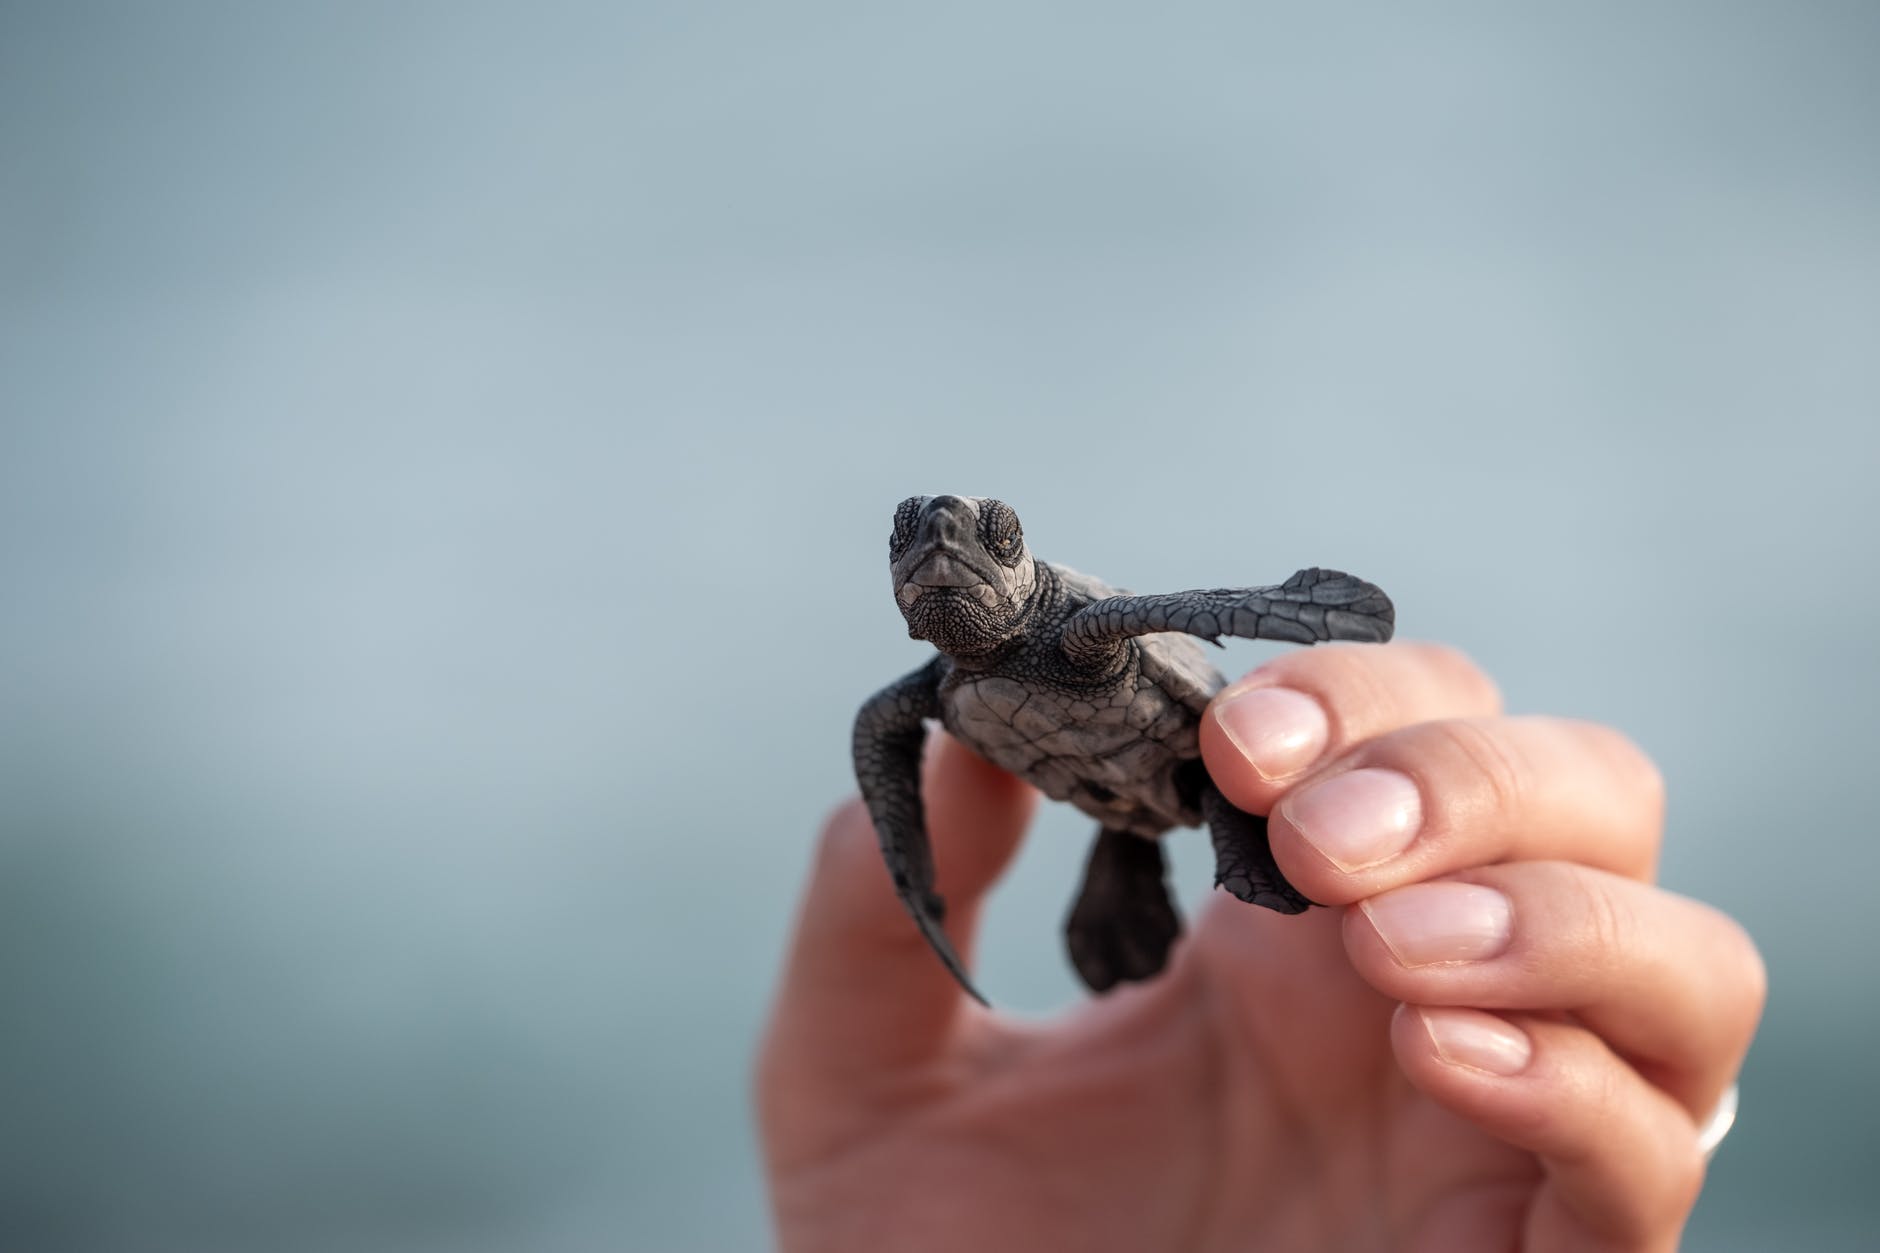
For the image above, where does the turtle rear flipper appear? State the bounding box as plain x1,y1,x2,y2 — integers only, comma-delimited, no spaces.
1065,828,1183,993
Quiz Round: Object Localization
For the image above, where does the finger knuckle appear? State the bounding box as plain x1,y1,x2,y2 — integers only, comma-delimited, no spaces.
1258,643,1397,729
1715,912,1769,1048
1740,929,1770,1025
1259,641,1504,743
1582,721,1668,832
1566,870,1636,978
1421,718,1530,822
1588,1068,1699,1240
1586,1039,1629,1116
1632,746,1667,830
1408,641,1504,714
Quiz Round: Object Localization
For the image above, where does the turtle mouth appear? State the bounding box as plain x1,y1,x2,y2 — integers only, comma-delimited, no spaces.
897,581,1003,610
896,550,1004,610
892,537,1035,656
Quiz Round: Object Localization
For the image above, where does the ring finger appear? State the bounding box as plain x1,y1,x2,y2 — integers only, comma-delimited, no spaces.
1392,1006,1709,1250
1348,861,1766,1119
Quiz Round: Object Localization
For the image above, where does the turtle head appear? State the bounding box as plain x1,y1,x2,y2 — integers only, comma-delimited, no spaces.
888,495,1039,658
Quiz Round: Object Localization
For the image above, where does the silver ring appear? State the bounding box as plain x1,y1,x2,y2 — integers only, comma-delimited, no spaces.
1697,1082,1739,1158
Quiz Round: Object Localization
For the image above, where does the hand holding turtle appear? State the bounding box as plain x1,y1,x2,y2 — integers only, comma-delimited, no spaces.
757,642,1765,1252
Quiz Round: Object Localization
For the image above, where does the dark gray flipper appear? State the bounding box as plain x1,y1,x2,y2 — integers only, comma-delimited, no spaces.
1064,828,1184,993
1060,567,1394,666
1202,784,1313,914
850,658,988,1005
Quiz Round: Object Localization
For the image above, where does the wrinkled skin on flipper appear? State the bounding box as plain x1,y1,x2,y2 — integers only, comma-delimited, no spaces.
852,495,1394,1003
851,658,987,1006
1060,567,1396,666
1203,783,1313,914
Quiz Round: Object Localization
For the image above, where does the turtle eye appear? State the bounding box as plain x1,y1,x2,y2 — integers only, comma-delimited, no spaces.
979,499,1024,566
889,496,925,561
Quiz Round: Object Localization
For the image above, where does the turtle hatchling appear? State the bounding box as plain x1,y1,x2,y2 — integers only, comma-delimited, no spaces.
853,495,1396,1004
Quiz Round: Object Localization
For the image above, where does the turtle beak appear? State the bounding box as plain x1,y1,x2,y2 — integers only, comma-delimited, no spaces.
900,551,1001,608
908,550,979,588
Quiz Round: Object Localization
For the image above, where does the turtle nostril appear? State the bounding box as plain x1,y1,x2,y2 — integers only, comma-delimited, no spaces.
917,501,959,546
922,496,972,545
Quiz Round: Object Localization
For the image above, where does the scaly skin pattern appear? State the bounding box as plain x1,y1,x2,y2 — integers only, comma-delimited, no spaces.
939,561,1219,838
854,495,1394,1001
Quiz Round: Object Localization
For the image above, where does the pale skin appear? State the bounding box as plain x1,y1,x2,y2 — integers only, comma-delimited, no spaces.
757,643,1766,1252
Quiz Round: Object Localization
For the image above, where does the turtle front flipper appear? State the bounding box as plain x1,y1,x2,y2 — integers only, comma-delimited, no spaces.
851,658,989,1006
1202,783,1314,914
1059,568,1394,666
1065,828,1184,993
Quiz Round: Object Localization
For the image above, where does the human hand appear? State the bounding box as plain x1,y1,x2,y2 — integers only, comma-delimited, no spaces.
756,643,1764,1251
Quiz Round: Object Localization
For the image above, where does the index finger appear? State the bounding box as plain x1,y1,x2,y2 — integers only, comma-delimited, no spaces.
1200,641,1504,814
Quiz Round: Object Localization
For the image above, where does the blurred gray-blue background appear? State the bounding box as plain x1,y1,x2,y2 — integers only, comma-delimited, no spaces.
2,2,1875,1249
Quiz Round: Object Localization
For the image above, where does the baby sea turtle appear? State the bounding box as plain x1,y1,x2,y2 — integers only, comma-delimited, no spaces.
853,495,1395,1003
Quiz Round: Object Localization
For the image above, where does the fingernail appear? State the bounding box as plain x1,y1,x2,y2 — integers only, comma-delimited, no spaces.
1280,768,1421,870
1419,1007,1532,1076
1361,882,1514,966
1212,687,1329,781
